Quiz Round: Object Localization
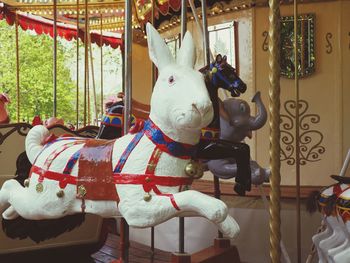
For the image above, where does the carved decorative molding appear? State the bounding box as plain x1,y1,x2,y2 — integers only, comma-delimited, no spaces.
262,31,268,51
280,100,325,165
325,32,333,54
0,123,99,146
0,123,32,145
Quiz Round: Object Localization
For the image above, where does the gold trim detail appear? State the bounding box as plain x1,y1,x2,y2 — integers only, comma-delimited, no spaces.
77,185,87,198
36,182,44,193
268,0,282,261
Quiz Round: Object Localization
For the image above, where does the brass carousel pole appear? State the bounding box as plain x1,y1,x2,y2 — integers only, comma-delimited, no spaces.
100,13,103,116
268,0,281,261
83,0,88,126
76,0,80,128
15,12,20,122
88,33,98,125
87,31,90,125
53,0,58,117
119,0,132,262
151,0,156,89
293,0,301,261
201,0,210,67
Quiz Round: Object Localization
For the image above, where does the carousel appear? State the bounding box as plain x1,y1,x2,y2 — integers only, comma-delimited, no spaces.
0,0,349,262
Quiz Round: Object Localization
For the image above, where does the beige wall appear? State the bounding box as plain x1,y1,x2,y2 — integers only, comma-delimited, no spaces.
133,1,350,185
341,0,350,173
255,1,350,185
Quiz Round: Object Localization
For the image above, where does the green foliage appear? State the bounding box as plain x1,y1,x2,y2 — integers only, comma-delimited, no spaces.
0,20,76,123
0,20,123,125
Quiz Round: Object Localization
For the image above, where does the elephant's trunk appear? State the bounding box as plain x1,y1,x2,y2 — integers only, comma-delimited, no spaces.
248,91,267,130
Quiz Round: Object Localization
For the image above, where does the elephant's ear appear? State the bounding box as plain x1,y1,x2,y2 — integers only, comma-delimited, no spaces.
219,99,230,122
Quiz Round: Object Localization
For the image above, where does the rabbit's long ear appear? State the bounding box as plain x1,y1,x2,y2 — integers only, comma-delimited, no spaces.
146,23,174,70
177,31,196,68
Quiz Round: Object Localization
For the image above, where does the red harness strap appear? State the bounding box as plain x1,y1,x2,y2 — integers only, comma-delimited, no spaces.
30,165,77,188
142,147,184,210
30,166,192,194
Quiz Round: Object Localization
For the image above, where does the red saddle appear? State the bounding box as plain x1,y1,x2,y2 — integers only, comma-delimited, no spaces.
77,139,119,202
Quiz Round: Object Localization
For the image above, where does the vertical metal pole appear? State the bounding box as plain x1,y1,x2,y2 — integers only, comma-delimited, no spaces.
179,0,187,254
120,1,132,262
76,0,79,128
83,0,88,126
180,0,187,40
53,0,57,117
123,0,132,134
88,35,98,125
100,14,104,115
151,0,156,89
151,226,155,259
87,44,90,125
201,0,210,66
119,218,130,263
233,21,239,74
15,13,20,122
150,0,156,256
293,1,301,262
268,0,281,261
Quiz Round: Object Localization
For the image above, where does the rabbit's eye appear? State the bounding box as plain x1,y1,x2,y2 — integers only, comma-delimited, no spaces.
168,75,175,85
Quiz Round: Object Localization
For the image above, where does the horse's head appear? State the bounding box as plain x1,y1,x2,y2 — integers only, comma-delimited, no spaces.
146,23,213,137
97,100,125,139
204,54,247,97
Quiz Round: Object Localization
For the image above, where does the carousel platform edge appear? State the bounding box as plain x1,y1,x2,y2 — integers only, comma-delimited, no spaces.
170,238,240,263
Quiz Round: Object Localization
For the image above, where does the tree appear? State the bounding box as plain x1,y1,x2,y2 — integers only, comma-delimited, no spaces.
0,20,76,123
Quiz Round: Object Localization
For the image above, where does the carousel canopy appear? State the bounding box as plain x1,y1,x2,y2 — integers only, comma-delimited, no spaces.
0,2,123,48
0,0,255,36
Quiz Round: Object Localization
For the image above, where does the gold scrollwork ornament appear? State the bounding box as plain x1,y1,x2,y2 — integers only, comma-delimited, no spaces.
184,160,204,179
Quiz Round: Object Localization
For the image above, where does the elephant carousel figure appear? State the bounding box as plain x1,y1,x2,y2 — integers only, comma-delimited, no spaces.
207,91,270,187
0,23,240,242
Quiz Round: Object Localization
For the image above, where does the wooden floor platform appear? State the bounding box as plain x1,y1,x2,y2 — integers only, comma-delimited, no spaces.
0,233,171,263
92,233,171,263
0,233,242,263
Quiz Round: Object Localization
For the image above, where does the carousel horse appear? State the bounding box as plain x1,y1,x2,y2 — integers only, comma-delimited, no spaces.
196,54,252,196
0,23,239,240
0,92,10,124
207,91,270,185
330,184,350,262
1,100,125,242
307,176,350,262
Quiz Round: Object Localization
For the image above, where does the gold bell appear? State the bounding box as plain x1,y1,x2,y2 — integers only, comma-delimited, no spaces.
77,185,87,198
36,182,43,193
24,179,30,187
185,160,204,179
56,189,65,198
144,192,152,202
185,161,197,177
194,164,204,179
